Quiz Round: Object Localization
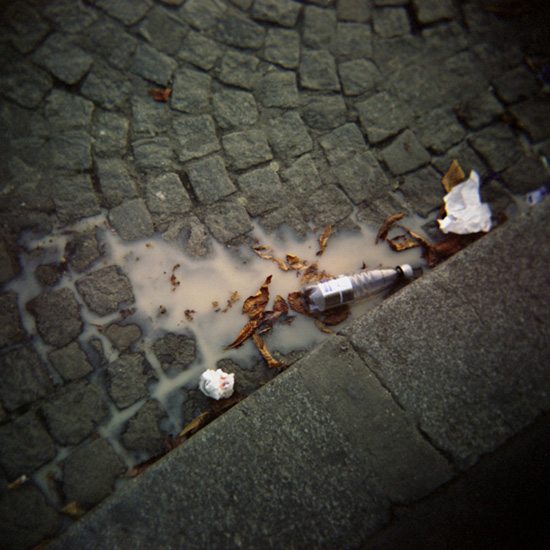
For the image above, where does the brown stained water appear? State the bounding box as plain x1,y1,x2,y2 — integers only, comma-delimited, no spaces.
7,210,428,498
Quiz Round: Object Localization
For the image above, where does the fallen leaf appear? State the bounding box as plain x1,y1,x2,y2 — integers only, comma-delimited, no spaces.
321,304,350,326
224,319,259,350
286,254,309,270
242,275,272,319
252,246,291,271
376,212,404,243
178,411,211,438
387,234,422,252
184,309,195,322
314,319,334,334
230,291,240,302
442,159,465,193
61,501,85,518
316,224,331,256
8,474,29,490
258,295,290,333
300,262,319,284
252,333,285,369
148,88,172,102
288,291,315,317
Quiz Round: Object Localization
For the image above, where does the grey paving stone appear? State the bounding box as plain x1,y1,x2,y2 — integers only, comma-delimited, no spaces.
299,49,341,91
105,323,142,351
81,18,138,70
375,0,410,5
62,437,126,509
96,158,138,208
339,58,383,96
259,69,300,108
263,28,300,69
303,5,336,49
222,129,273,171
373,7,411,37
4,2,51,54
131,95,171,137
356,191,410,226
122,400,167,455
35,263,64,287
457,91,505,130
186,154,236,203
337,0,371,21
33,33,93,85
213,88,258,129
0,412,56,480
400,165,446,217
510,98,550,143
179,0,226,30
93,0,152,25
307,0,335,5
0,346,52,412
146,172,192,221
332,21,373,57
93,111,129,156
181,388,211,427
216,11,266,49
302,184,354,226
380,130,431,175
40,0,99,33
130,43,177,87
357,91,413,144
237,166,286,216
492,65,539,105
218,49,259,90
500,156,550,194
0,484,61,550
75,265,135,316
40,381,107,446
319,122,366,166
413,106,466,155
27,288,83,348
268,111,313,159
137,6,188,55
173,114,220,162
0,292,26,348
44,89,94,130
333,150,390,204
132,137,175,170
50,130,92,170
48,341,94,382
0,61,53,109
468,124,524,173
171,66,211,113
65,231,101,274
106,353,153,409
228,0,253,8
204,200,254,244
53,174,100,223
108,198,155,241
162,215,213,258
179,31,224,70
259,204,310,236
299,336,453,503
412,0,454,24
433,141,487,178
0,242,20,286
252,0,302,27
153,333,196,372
302,95,347,131
159,0,186,4
81,64,133,110
280,153,323,197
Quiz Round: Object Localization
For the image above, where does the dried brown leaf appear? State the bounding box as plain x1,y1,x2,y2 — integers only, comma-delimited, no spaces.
252,245,273,260
300,262,319,284
224,319,259,350
61,501,85,518
286,253,309,270
242,275,272,319
148,88,172,102
376,212,404,243
442,159,465,193
316,224,331,256
178,411,211,438
314,319,334,334
288,291,314,316
387,234,421,252
252,333,285,369
321,305,350,326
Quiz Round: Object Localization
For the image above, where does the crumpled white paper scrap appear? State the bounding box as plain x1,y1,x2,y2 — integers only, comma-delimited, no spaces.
438,170,492,234
199,368,234,400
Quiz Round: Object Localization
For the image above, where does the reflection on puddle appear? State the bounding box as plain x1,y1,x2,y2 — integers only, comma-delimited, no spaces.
7,209,428,497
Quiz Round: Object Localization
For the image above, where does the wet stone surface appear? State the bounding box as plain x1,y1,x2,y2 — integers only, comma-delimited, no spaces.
153,333,196,373
105,353,154,409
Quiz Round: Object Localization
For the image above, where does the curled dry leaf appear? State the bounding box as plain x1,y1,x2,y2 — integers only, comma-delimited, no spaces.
316,224,331,256
148,88,172,102
314,319,334,334
252,245,290,271
288,291,314,317
61,501,86,518
286,254,308,270
442,159,465,193
242,275,272,319
321,304,350,326
224,319,259,350
387,234,422,252
376,212,404,243
259,295,291,333
252,333,285,369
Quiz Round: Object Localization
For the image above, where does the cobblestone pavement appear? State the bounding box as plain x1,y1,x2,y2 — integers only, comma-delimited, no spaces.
0,0,549,548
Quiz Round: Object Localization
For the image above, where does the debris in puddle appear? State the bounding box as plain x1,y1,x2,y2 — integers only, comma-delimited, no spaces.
526,184,548,205
148,88,172,102
316,224,332,256
199,368,235,400
252,333,285,369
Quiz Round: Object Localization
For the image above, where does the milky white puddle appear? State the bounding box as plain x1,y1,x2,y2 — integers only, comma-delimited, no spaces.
7,209,429,500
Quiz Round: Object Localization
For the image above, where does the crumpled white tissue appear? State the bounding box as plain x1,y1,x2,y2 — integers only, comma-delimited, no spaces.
438,170,492,234
199,368,234,400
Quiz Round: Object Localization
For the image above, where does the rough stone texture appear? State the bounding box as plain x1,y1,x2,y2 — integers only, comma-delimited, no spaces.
132,95,170,137
50,130,92,171
259,70,299,108
94,0,152,26
40,381,106,446
492,65,539,105
108,199,155,241
216,11,266,49
53,174,99,223
268,111,313,159
468,124,524,173
105,323,142,351
4,2,51,54
412,0,455,24
162,215,213,258
280,154,322,198
48,341,94,382
44,89,94,131
413,107,466,155
75,265,135,317
252,0,301,27
204,200,254,243
27,288,83,348
218,49,259,90
0,292,26,348
62,437,126,510
153,333,196,372
35,263,64,287
264,28,300,69
213,89,258,129
333,22,373,57
173,114,220,162
145,172,192,223
299,49,340,91
186,154,236,203
179,31,223,70
80,64,133,111
238,166,286,216
122,400,167,455
373,7,410,37
339,58,383,96
457,91,505,130
500,156,550,194
0,411,56,479
380,130,431,175
337,0,371,22
0,241,20,286
171,66,211,113
400,166,446,217
179,0,226,30
302,184,354,226
96,158,138,208
0,484,62,550
0,61,52,109
93,111,129,156
302,95,347,130
106,353,153,409
132,137,175,170
222,129,273,170
138,6,188,55
510,98,550,143
319,123,366,166
64,231,101,274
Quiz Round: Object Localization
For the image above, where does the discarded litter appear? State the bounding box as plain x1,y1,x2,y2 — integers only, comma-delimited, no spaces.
438,170,492,234
199,368,235,400
301,265,420,313
526,185,548,206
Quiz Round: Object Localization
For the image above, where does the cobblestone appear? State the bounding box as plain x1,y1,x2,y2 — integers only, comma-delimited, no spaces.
138,6,188,55
259,69,299,108
299,49,340,91
44,90,94,131
252,0,301,27
81,64,133,111
50,130,92,171
218,49,259,90
492,65,540,105
4,2,50,54
457,91,505,130
186,154,236,203
122,400,167,455
132,136,175,170
303,6,336,49
222,129,273,171
48,342,94,382
92,111,129,156
96,158,138,208
380,130,431,175
238,166,286,216
338,58,383,96
0,292,26,347
0,61,53,109
106,353,154,409
94,0,152,26
204,200,254,243
130,43,177,86
264,28,301,69
173,114,220,162
510,98,550,143
319,123,366,166
373,7,411,38
216,11,266,49
171,67,212,113
333,22,373,57
213,88,258,129
302,95,347,131
268,111,313,159
412,107,466,155
179,0,226,30
468,124,524,173
105,323,143,351
400,165,446,217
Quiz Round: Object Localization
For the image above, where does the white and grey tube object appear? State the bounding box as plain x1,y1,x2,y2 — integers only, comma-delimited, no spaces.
302,265,420,313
